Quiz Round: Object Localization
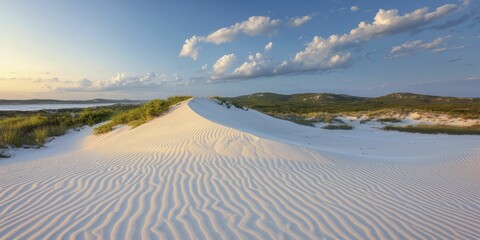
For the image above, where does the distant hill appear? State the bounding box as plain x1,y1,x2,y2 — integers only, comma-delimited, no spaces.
222,92,480,118
233,92,365,105
0,99,144,105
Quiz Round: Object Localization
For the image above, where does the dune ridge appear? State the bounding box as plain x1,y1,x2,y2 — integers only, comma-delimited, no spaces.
1,98,479,239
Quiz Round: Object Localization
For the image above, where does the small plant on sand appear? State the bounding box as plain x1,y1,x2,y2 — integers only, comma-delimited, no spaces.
322,124,353,130
211,97,248,110
378,117,402,123
0,142,9,158
360,118,372,124
383,124,480,135
310,113,336,123
92,122,115,135
0,150,9,158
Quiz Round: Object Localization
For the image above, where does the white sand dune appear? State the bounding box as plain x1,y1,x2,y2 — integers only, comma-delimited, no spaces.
1,98,480,239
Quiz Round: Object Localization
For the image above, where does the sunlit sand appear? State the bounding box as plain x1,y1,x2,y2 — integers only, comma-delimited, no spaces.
1,98,479,239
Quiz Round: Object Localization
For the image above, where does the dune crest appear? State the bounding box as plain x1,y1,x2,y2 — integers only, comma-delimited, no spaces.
1,98,479,239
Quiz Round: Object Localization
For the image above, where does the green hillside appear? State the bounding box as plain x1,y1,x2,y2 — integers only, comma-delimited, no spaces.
222,92,480,119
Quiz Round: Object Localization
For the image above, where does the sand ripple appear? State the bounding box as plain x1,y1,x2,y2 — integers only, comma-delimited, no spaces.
1,99,479,239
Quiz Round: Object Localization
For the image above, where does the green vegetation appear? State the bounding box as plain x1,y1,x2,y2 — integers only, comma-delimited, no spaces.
321,119,353,130
93,122,116,135
384,124,480,135
212,96,231,108
359,118,372,124
378,117,402,123
222,92,480,119
0,108,116,148
217,92,480,131
212,96,247,110
272,114,317,127
219,92,366,114
0,141,8,158
93,96,191,135
322,124,354,130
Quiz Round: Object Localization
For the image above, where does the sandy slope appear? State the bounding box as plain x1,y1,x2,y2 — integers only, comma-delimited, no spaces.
1,98,479,239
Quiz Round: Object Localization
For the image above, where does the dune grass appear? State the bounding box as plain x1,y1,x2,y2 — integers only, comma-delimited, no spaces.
93,96,191,135
384,124,480,135
0,108,114,148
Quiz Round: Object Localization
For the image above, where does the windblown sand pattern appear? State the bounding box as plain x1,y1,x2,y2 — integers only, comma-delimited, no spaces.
1,98,479,239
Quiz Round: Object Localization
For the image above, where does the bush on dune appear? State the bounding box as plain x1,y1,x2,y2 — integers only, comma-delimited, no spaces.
378,117,402,123
93,96,191,135
383,124,480,135
78,108,113,126
93,122,115,135
322,124,353,130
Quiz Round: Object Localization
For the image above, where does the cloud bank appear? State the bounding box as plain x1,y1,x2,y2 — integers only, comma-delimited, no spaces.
209,1,469,81
56,72,167,92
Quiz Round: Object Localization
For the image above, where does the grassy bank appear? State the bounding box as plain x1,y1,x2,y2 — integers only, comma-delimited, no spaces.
94,96,191,135
0,106,135,149
222,92,480,120
384,124,480,135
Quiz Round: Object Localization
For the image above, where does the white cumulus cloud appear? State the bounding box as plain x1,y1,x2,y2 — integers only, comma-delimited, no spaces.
179,36,201,60
57,72,166,92
288,15,313,27
210,1,467,81
275,2,463,76
390,37,447,58
180,16,280,60
210,52,278,81
350,6,359,12
264,42,273,52
212,54,236,78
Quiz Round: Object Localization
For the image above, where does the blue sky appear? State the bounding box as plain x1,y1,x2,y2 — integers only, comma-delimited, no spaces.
1,0,479,99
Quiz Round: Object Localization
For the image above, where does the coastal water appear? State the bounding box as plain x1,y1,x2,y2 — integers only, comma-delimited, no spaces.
0,103,115,111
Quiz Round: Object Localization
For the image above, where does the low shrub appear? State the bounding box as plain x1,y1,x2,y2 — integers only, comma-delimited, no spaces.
93,122,115,135
0,150,9,158
360,118,372,124
378,117,402,123
273,114,317,127
78,108,113,126
322,124,353,130
93,96,191,134
383,124,480,135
